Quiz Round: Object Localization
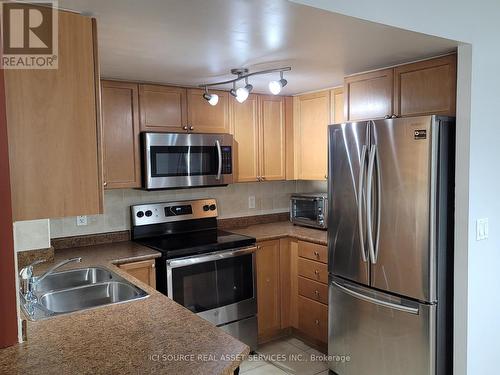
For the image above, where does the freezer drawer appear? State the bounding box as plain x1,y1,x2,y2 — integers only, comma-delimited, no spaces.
329,278,436,375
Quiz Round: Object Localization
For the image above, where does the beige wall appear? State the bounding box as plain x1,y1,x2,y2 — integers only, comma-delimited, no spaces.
49,181,323,238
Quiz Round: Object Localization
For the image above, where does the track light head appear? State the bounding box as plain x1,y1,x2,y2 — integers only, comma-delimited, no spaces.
269,72,287,95
203,90,219,106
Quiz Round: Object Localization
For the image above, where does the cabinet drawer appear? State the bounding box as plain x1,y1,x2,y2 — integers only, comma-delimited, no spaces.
298,258,328,284
298,276,328,305
298,241,327,264
298,296,328,343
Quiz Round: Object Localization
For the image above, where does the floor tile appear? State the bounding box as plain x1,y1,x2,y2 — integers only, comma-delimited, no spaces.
244,363,288,375
285,337,312,351
240,356,267,373
257,339,328,375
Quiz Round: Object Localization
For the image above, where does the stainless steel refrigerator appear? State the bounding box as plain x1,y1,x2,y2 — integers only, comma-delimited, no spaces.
327,116,454,375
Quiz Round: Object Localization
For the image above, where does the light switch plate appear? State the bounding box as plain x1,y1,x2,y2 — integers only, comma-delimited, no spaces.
476,218,489,241
248,196,256,209
76,215,88,226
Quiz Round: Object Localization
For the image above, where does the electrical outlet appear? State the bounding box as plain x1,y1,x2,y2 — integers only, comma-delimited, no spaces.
76,215,88,226
248,196,256,209
476,218,489,241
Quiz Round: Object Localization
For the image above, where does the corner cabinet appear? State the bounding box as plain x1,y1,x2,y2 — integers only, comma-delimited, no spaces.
101,81,141,189
187,89,230,133
118,259,156,289
139,84,187,132
344,54,457,121
5,11,103,221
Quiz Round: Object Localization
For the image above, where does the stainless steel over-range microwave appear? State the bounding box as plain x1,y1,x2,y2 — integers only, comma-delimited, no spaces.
142,132,233,190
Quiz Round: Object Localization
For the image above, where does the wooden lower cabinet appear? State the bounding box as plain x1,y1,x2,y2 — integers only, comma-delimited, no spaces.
118,259,156,289
256,237,328,347
298,296,328,343
256,240,282,342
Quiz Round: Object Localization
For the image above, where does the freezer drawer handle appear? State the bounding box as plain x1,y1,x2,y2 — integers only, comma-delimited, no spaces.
333,281,419,315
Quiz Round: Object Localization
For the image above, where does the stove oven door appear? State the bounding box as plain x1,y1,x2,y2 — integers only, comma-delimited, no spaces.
166,246,257,326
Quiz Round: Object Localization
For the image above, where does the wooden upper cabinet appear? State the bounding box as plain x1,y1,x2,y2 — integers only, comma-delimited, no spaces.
257,240,281,341
231,94,260,182
101,81,141,189
330,87,345,124
294,91,330,180
139,84,187,132
394,54,457,117
344,68,394,121
259,95,286,181
5,12,102,221
187,89,230,133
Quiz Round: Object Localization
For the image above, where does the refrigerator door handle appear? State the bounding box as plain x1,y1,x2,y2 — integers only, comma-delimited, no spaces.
357,145,368,263
366,144,377,264
332,281,419,315
374,145,381,263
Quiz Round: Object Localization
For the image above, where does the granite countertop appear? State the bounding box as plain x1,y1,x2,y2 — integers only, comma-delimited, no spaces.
0,242,248,375
230,221,327,245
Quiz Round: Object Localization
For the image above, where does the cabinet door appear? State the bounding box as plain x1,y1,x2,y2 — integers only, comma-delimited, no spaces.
231,94,260,182
330,87,345,124
101,81,141,189
294,91,330,180
187,89,230,133
344,68,394,121
5,12,102,221
139,84,187,132
298,296,328,343
119,259,156,289
259,95,286,181
394,54,456,117
256,240,281,341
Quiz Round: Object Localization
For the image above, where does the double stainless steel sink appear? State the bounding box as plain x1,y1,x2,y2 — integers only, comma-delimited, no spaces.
21,266,149,320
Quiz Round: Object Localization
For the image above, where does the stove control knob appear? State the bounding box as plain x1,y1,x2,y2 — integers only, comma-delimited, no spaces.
209,204,216,211
203,205,210,212
145,210,153,217
136,211,144,218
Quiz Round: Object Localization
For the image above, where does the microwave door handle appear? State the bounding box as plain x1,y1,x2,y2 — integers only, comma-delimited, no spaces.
215,140,222,180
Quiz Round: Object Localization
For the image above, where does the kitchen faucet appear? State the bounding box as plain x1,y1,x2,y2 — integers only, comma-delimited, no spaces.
19,257,82,303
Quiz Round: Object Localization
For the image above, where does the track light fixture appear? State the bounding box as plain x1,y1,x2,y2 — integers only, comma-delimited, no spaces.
199,66,291,105
202,87,219,106
269,71,288,95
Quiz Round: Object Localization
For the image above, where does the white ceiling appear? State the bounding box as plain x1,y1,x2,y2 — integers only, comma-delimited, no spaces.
59,0,458,95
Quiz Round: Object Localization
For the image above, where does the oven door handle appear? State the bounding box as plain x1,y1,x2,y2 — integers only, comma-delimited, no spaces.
215,140,222,180
167,246,256,268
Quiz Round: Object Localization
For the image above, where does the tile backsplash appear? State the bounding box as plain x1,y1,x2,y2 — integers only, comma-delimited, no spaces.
49,181,325,239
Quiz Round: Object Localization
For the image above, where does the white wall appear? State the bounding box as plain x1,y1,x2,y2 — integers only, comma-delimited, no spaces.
292,1,500,374
50,181,304,238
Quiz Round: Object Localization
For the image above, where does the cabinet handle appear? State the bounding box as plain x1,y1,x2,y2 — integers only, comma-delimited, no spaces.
315,319,320,325
384,115,391,119
324,175,327,180
314,290,320,296
189,126,194,131
313,251,320,257
257,177,261,182
314,270,320,275
151,263,155,269
391,114,398,119
261,176,266,181
183,126,188,130
103,181,107,187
